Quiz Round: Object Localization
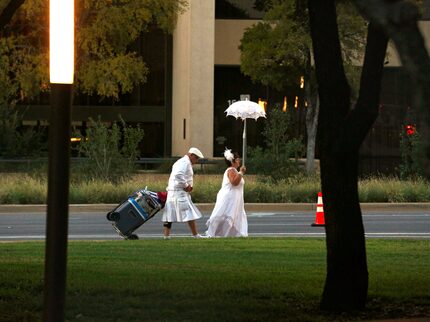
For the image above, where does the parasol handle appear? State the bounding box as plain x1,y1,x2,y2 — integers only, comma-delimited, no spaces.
242,119,247,167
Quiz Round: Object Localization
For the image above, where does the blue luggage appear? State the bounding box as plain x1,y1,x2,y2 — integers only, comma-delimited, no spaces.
106,188,164,240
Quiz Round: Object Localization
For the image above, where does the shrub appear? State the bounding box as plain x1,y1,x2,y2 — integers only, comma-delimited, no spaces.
247,108,305,180
0,104,47,158
398,126,425,179
73,116,144,182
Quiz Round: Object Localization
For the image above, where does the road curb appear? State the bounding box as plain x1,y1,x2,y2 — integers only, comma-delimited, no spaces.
1,203,430,213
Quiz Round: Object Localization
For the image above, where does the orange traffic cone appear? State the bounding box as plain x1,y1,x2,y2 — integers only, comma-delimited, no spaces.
311,191,325,227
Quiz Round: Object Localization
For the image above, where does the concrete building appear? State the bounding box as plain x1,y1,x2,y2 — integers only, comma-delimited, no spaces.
20,0,430,174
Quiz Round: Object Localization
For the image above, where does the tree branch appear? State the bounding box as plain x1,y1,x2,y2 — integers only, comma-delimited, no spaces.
346,23,388,147
0,0,25,30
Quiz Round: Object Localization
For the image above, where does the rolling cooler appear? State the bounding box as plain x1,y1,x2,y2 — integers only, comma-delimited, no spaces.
106,188,167,240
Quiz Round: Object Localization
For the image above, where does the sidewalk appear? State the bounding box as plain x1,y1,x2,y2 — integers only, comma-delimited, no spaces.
1,203,430,213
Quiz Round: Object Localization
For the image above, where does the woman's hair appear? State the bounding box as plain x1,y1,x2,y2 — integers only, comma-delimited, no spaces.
224,151,240,167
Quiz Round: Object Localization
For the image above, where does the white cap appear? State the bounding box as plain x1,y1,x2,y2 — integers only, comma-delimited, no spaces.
188,147,204,159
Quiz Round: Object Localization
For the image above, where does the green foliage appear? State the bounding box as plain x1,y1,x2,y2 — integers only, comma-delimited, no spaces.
262,108,297,156
73,116,144,182
247,108,305,180
0,104,47,158
79,53,147,99
336,3,368,66
0,0,188,99
75,0,187,99
247,144,303,180
240,0,366,92
0,36,49,103
240,0,308,91
398,127,425,179
0,4,47,157
0,35,48,157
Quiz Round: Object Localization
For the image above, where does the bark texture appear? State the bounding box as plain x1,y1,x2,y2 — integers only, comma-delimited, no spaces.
307,0,388,311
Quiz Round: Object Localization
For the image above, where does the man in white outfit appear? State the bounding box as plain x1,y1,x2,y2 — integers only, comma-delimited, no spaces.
162,147,206,239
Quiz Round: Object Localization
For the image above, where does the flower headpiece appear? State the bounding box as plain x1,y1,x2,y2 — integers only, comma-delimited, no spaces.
224,148,234,162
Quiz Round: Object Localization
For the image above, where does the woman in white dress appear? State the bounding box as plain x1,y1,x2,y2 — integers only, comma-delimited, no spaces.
205,149,248,237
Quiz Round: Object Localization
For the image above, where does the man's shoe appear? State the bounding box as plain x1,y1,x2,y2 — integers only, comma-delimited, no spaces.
163,236,171,240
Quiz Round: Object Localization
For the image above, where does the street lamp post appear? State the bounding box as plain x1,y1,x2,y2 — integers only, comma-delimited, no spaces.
44,0,74,321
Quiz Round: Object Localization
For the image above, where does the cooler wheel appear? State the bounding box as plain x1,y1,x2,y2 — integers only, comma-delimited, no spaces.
106,211,120,221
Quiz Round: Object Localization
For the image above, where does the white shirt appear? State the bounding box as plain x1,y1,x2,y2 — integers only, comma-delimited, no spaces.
167,155,193,191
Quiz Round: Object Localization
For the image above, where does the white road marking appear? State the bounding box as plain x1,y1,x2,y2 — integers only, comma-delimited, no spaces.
247,213,277,217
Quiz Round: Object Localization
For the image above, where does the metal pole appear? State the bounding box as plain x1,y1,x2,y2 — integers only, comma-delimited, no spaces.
43,83,72,322
242,119,247,166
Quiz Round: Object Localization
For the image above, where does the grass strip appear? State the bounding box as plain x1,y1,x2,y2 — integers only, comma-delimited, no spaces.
0,238,429,321
2,173,430,204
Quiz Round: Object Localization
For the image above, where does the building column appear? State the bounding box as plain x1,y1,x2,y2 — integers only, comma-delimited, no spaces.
171,0,215,157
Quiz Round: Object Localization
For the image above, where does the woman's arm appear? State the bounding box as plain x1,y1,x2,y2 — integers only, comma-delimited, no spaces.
227,168,244,186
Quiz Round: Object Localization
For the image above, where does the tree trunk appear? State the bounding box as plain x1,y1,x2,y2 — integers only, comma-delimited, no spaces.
307,0,388,311
319,152,368,311
304,49,319,175
305,94,318,174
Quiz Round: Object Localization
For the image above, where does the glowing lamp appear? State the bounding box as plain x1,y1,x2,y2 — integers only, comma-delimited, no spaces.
258,98,267,112
50,0,74,84
300,76,304,89
282,96,287,112
294,96,298,108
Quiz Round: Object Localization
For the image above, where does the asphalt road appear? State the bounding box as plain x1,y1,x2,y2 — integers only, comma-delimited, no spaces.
1,206,429,240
